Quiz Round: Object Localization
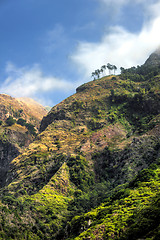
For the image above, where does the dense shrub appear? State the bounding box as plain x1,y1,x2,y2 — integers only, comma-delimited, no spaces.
67,155,94,190
129,168,156,187
25,123,36,135
6,116,16,126
17,118,26,126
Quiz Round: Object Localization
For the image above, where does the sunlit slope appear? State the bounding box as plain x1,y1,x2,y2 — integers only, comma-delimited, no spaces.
0,61,160,239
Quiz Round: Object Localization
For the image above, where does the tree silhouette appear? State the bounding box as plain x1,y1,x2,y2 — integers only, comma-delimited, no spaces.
101,65,107,76
100,68,103,77
91,72,96,80
120,67,125,74
91,63,117,80
94,70,99,79
96,69,100,78
107,63,113,75
113,65,117,75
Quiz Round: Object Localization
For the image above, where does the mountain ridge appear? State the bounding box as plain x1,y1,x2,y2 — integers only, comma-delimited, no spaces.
0,52,160,239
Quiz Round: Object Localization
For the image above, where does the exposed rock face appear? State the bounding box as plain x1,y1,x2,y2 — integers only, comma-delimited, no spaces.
0,140,19,187
144,47,160,66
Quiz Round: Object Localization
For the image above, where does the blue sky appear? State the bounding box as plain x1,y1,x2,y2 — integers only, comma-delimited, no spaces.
0,0,160,106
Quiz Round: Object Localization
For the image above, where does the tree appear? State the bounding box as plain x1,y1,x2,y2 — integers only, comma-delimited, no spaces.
25,123,36,136
101,65,107,76
113,65,117,75
95,69,100,79
100,68,103,77
120,67,125,74
91,72,96,80
97,69,101,78
107,63,113,75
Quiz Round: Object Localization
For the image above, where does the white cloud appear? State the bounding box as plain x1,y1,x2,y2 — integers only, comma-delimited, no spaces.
70,1,160,77
0,62,74,104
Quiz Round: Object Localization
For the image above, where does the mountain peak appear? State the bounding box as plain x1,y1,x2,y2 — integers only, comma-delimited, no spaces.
144,46,160,66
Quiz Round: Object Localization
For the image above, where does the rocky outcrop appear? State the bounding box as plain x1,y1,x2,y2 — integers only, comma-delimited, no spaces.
0,139,19,187
144,47,160,66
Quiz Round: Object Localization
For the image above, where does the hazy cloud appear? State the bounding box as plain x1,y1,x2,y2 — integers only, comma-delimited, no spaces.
71,1,160,78
44,24,67,53
0,62,74,104
97,0,159,22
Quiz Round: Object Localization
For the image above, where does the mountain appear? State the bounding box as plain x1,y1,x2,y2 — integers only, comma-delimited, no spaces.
0,94,47,127
144,47,160,66
0,54,160,239
16,97,48,123
0,94,47,187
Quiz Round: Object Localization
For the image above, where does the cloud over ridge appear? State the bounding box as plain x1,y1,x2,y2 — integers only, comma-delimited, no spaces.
71,0,160,77
0,63,74,105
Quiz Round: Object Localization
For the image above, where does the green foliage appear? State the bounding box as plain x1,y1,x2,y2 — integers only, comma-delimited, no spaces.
17,118,26,126
25,122,37,135
17,118,37,135
67,155,94,191
5,116,16,126
129,168,156,187
120,64,160,82
71,100,85,110
87,118,103,130
68,183,110,216
0,60,160,240
66,165,160,239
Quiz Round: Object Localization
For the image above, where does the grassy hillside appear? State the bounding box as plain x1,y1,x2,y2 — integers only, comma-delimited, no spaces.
0,61,160,239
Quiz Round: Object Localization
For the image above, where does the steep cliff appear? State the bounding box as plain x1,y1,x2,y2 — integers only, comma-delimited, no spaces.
0,139,19,187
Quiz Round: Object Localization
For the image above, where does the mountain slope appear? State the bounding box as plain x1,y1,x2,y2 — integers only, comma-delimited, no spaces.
144,47,160,66
67,163,160,240
16,97,48,124
0,94,48,187
0,55,160,239
0,94,47,127
0,94,47,148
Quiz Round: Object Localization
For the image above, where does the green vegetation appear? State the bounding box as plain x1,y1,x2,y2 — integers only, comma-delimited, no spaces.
67,155,94,191
91,63,117,79
17,117,37,135
17,117,26,126
5,116,16,126
66,163,160,239
0,59,160,239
